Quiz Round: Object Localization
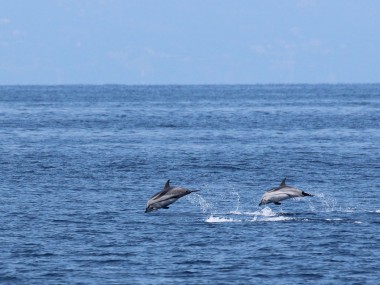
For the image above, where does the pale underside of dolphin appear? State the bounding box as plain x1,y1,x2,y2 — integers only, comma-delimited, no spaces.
145,180,199,213
259,178,313,206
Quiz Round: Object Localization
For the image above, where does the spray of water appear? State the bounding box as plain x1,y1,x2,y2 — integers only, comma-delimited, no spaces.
188,188,362,223
186,192,213,213
308,193,356,213
229,190,241,214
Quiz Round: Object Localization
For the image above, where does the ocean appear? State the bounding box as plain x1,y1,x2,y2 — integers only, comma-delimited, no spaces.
0,85,379,284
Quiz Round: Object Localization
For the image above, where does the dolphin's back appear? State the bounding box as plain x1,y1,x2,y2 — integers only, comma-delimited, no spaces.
266,186,282,193
146,187,191,208
152,187,189,201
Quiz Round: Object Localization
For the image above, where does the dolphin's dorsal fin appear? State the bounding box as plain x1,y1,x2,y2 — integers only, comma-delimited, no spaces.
280,178,286,187
164,179,171,190
153,179,172,200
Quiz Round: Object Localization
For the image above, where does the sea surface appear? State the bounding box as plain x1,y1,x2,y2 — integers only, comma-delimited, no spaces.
0,85,379,284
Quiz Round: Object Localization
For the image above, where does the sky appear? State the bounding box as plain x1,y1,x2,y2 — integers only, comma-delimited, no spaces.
0,0,379,84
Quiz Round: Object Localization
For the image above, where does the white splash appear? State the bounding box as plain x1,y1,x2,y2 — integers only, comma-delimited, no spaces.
231,190,241,213
204,206,293,223
318,193,338,211
259,207,277,217
229,210,243,215
205,215,240,223
187,193,213,213
230,207,277,217
251,208,293,222
261,216,293,222
308,193,360,213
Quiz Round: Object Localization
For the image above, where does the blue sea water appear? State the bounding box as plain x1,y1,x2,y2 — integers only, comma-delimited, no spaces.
0,85,379,284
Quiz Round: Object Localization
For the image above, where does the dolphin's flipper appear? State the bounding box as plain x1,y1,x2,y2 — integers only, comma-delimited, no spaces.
274,202,281,205
280,178,286,187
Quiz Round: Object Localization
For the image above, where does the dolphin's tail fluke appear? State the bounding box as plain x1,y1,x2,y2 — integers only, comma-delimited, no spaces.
302,191,313,197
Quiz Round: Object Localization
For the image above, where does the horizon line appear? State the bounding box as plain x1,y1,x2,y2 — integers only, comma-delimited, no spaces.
1,82,380,87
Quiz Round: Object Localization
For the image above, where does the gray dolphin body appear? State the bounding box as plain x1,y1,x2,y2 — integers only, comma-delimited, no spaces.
145,180,199,213
259,178,313,206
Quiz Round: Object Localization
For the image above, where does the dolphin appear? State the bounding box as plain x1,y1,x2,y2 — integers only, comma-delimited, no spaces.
145,180,199,213
259,178,313,206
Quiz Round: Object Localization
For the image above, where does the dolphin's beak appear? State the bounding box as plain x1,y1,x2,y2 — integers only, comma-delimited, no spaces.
145,208,150,213
302,191,313,197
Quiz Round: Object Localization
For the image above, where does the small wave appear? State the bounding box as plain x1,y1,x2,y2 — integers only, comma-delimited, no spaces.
375,209,380,213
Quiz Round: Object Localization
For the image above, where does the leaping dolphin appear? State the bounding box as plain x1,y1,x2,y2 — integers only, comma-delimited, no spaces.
259,178,313,206
145,180,199,213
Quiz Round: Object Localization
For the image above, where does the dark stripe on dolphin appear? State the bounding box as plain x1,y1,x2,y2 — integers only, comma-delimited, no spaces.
151,179,172,200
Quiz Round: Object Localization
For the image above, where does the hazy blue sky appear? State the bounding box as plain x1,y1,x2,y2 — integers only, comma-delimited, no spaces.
1,0,379,84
